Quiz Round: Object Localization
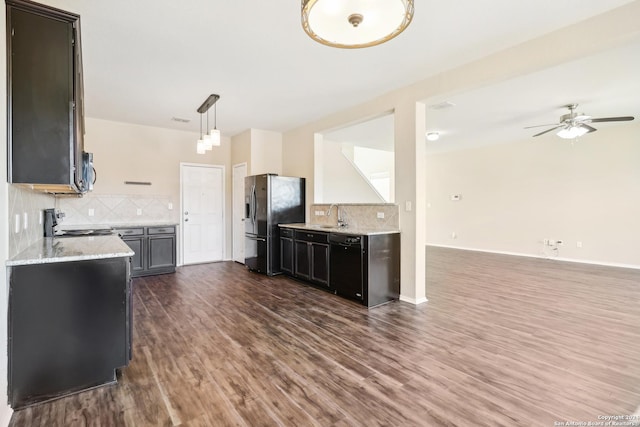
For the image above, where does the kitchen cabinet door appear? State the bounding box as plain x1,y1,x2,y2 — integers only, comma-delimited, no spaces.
122,237,145,275
294,241,310,280
148,235,176,272
7,0,85,194
280,237,294,275
310,243,329,287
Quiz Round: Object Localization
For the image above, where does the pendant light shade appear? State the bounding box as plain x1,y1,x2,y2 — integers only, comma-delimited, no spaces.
196,140,206,154
210,128,221,147
302,0,414,49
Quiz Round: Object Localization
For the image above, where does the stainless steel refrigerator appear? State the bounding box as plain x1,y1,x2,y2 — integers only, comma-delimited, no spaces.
245,174,305,275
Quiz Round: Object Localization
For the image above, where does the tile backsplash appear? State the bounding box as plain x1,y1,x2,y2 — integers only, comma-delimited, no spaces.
8,185,55,257
310,203,399,230
56,194,178,227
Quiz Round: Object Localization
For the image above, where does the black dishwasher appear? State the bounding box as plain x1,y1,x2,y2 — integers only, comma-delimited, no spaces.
329,233,364,302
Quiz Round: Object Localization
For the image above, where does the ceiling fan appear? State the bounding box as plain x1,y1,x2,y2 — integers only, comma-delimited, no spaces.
526,104,635,139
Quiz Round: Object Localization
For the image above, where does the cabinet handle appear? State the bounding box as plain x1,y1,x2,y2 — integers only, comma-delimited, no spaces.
124,230,133,234
157,229,166,233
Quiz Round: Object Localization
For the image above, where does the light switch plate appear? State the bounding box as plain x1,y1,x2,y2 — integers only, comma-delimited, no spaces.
405,201,412,212
136,208,142,216
23,212,28,230
88,208,95,217
168,202,173,210
14,214,20,233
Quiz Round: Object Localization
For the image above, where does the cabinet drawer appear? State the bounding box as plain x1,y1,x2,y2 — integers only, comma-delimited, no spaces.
117,228,144,236
280,228,294,238
295,230,328,244
147,226,175,235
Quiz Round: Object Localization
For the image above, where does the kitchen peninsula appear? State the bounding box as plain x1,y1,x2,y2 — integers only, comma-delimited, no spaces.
6,235,133,408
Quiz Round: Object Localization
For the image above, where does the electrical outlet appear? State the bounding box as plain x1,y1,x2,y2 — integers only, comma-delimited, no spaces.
377,212,384,219
576,241,583,248
14,214,20,233
23,212,28,230
88,208,95,217
168,202,173,210
39,210,43,225
136,208,142,216
315,210,325,216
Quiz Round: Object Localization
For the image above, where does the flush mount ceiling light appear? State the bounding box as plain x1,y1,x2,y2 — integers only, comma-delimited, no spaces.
426,132,440,141
301,0,414,49
196,94,221,154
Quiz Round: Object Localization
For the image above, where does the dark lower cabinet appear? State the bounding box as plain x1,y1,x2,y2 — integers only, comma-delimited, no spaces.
8,256,131,409
280,228,294,274
117,226,176,277
293,230,329,287
124,235,145,274
280,227,400,307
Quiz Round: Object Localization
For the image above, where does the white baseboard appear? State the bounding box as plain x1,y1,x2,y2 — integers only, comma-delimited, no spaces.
426,243,640,270
399,295,428,305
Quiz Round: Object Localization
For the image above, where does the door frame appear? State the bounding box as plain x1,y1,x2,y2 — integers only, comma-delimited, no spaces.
232,162,248,264
179,162,226,266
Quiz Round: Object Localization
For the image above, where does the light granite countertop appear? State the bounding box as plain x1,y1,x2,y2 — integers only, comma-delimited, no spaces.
280,223,400,236
59,222,178,231
6,235,134,267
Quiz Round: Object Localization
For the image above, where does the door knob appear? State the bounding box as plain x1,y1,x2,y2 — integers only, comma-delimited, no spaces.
184,218,189,222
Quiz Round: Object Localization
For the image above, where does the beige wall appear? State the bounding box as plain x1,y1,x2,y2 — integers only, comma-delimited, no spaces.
84,118,233,260
425,122,640,267
318,139,383,203
231,128,283,175
250,129,282,175
282,2,640,302
231,129,251,171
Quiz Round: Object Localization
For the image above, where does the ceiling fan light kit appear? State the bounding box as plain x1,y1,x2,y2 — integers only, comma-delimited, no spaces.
527,104,634,140
301,0,414,49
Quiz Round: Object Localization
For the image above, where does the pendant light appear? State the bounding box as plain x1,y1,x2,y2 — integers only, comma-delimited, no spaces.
196,109,206,154
195,94,221,153
301,0,414,49
210,100,221,147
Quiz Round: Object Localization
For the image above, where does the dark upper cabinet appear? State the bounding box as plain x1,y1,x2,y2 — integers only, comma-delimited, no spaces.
6,0,87,194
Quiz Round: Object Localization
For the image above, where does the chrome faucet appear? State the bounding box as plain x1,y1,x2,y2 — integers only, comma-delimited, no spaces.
326,204,347,228
337,206,348,228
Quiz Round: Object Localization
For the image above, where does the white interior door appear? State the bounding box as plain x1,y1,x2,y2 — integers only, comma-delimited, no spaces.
232,163,247,263
181,164,224,265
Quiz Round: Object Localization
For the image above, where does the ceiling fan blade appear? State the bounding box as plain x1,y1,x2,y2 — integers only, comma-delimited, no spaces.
532,125,563,137
582,124,597,133
590,116,635,123
524,123,559,129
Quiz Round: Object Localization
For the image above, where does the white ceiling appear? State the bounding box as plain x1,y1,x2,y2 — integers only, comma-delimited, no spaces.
425,38,640,153
39,0,634,137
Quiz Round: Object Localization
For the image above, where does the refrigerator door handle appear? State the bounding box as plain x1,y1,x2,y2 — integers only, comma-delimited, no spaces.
246,235,266,242
252,184,257,224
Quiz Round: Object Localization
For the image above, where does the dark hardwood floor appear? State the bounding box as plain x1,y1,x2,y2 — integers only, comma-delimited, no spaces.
10,247,640,426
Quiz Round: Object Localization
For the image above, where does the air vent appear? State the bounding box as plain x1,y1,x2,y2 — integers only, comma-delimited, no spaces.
429,101,456,110
171,117,190,123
